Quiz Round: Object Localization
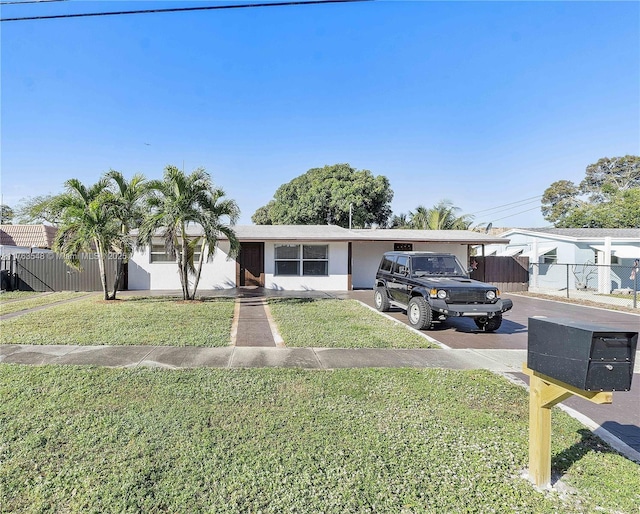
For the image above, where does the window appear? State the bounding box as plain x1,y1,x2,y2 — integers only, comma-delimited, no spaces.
541,248,557,264
274,244,300,276
393,255,409,275
379,255,394,272
303,245,328,276
274,244,329,276
150,242,201,263
150,244,174,263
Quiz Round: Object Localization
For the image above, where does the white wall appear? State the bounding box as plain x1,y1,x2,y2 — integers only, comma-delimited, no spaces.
130,239,473,291
351,242,469,289
264,241,349,291
128,241,237,290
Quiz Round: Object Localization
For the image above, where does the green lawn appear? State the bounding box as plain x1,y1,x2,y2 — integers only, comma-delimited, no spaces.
1,366,637,513
0,291,89,316
0,296,235,346
268,298,439,348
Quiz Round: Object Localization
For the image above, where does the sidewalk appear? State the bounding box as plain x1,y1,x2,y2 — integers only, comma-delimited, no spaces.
0,343,526,372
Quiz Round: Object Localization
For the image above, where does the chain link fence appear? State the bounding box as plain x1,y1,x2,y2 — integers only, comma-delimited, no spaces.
529,262,639,309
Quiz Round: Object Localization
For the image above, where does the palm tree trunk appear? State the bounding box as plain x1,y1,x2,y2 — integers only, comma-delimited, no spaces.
191,240,207,299
95,239,110,301
111,257,125,300
180,230,190,300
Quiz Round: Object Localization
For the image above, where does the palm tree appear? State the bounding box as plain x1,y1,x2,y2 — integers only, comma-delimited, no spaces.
410,200,474,230
105,170,150,298
138,166,240,300
388,212,411,229
53,178,121,300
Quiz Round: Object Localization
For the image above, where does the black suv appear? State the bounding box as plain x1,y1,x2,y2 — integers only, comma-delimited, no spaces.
374,251,513,331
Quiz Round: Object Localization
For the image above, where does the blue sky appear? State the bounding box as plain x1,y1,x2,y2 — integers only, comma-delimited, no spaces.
2,0,639,227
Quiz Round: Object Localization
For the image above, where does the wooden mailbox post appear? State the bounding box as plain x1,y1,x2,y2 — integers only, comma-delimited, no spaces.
522,365,611,488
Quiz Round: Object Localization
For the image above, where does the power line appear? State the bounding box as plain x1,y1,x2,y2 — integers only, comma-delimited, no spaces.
1,0,372,22
484,205,541,223
0,0,66,5
469,195,542,216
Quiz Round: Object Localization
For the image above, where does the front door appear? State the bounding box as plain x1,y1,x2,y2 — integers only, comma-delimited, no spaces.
238,242,264,287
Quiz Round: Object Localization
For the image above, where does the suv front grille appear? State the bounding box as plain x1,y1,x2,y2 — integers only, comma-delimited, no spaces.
447,288,491,304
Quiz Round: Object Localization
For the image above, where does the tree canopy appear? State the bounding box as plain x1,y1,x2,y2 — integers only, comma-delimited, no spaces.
251,164,393,228
0,204,14,224
541,155,640,228
138,166,240,300
53,178,124,300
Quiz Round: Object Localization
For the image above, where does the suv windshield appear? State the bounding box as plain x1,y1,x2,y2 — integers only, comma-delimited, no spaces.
411,255,467,277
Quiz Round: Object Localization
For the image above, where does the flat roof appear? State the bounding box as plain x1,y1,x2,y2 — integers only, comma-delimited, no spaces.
135,224,510,244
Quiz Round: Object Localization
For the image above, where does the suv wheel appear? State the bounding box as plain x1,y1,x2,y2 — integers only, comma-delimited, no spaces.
374,287,390,312
407,296,432,330
474,314,502,332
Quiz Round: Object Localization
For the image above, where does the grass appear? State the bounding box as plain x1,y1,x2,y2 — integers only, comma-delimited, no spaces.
268,298,439,348
0,291,89,316
0,296,235,347
1,366,638,513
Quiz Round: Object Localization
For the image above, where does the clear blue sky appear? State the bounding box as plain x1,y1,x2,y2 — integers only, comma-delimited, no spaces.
2,0,639,227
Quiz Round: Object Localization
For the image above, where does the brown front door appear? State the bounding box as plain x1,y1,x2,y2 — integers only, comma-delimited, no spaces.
238,242,264,287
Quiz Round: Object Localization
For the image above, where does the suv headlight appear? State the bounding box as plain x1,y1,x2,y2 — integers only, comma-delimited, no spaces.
486,290,497,300
437,289,447,299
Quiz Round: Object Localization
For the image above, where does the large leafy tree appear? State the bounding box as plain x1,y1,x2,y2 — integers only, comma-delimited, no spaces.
556,188,640,228
0,204,14,224
53,178,123,300
542,155,640,227
15,195,64,225
138,166,240,300
251,164,393,228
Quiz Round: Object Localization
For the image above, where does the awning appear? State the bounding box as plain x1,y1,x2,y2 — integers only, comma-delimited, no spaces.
590,245,640,259
497,247,524,257
521,245,557,259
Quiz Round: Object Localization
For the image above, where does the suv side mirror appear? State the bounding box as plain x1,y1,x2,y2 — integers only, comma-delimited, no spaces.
398,265,408,276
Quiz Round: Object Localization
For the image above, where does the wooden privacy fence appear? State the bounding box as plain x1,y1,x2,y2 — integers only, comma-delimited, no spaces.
0,253,125,292
470,255,530,292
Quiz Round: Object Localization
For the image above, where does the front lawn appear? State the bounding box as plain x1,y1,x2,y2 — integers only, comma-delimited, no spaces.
0,296,235,347
0,291,89,316
1,366,638,513
268,298,439,348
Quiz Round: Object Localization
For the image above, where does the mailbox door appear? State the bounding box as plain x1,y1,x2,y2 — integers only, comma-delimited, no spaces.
585,362,633,391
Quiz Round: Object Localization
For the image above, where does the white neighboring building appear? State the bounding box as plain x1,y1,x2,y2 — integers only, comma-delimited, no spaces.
482,228,640,293
128,225,510,291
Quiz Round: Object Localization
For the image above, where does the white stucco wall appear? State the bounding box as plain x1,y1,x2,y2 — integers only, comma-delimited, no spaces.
130,239,474,291
351,242,469,289
263,241,349,291
128,241,237,290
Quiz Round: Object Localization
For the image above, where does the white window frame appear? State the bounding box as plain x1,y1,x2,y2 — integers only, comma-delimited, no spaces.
149,241,201,264
273,244,329,276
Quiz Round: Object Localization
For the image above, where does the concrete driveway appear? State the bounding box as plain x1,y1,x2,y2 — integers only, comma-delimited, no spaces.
351,291,638,350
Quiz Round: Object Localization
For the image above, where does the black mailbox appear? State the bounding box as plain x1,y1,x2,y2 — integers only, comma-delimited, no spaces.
528,317,637,392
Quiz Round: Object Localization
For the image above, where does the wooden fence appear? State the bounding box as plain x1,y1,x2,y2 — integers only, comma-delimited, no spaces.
470,255,530,292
